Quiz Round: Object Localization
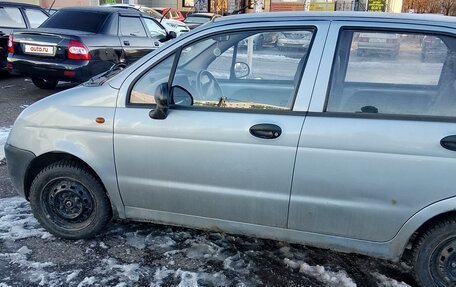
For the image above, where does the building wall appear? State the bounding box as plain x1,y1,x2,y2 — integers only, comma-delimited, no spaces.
387,0,402,13
2,0,40,5
40,0,91,8
138,0,178,8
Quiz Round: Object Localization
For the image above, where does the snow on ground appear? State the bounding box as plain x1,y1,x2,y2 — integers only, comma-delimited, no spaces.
0,196,415,286
0,127,11,161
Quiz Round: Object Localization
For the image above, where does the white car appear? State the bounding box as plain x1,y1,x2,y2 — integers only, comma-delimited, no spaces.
104,4,189,36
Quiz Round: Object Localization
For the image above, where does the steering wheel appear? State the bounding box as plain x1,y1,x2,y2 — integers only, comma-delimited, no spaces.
196,70,224,101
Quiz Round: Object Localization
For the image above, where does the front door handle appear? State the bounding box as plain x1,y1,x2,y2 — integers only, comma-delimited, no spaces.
249,124,282,139
123,40,130,46
441,135,456,151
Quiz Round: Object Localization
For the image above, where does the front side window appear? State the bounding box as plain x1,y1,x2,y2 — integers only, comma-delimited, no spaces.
172,29,314,110
327,29,455,117
0,7,26,28
25,9,48,28
130,54,175,104
120,16,147,37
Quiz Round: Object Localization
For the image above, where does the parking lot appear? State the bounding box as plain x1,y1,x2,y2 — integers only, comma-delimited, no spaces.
0,74,418,287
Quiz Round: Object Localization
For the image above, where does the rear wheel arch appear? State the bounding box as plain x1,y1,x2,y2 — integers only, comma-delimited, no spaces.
407,210,456,253
24,152,115,215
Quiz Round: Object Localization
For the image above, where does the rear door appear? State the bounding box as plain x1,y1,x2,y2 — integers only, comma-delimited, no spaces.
119,15,157,63
289,22,456,242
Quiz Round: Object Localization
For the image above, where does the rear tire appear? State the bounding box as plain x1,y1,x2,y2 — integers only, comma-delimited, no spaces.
31,77,58,89
413,218,456,287
29,160,112,239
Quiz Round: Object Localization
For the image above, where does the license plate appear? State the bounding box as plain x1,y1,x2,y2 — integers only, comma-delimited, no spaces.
24,44,54,55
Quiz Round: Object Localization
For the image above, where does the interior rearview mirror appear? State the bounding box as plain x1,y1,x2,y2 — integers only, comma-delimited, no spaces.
234,62,250,79
149,83,169,120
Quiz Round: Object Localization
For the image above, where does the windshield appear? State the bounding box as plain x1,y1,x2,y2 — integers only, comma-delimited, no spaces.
40,10,108,33
184,16,210,24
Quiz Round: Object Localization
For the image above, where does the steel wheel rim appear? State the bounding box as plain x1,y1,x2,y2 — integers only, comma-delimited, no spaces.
431,237,456,286
41,178,95,230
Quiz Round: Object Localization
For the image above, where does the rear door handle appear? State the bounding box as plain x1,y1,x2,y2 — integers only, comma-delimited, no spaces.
441,135,456,151
249,124,282,139
123,41,130,46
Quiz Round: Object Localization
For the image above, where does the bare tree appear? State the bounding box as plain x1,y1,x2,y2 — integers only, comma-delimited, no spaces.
441,0,456,15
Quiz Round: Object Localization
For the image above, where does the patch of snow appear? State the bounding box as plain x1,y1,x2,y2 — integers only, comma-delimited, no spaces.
0,283,12,287
77,276,96,287
0,127,11,160
66,270,81,283
0,246,59,286
0,197,52,241
373,272,411,287
20,105,29,109
150,267,229,287
125,231,146,249
99,242,108,249
284,258,356,287
96,258,141,282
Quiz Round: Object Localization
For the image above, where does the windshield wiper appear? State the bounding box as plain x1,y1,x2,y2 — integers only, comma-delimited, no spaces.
84,63,127,87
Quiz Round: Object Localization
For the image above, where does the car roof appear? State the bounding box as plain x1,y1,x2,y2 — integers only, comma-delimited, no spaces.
215,11,456,27
189,12,218,17
59,6,144,15
0,1,43,9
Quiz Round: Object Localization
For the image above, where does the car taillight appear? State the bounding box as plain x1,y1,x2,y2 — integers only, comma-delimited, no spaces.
68,40,91,60
7,34,14,54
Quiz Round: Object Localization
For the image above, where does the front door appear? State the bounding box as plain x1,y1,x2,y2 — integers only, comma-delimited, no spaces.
119,15,156,62
114,25,326,227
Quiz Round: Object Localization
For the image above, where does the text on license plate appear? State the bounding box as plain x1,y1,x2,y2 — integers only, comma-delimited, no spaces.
24,45,54,55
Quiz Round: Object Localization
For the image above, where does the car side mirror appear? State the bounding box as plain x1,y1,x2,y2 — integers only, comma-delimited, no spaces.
234,62,250,79
167,31,177,40
171,86,193,106
149,83,169,120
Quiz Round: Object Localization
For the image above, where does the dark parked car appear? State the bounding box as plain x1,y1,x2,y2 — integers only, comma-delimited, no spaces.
184,12,220,29
7,6,175,89
0,2,49,72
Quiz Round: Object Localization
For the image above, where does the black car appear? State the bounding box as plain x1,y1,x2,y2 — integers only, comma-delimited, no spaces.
0,2,49,72
8,6,175,89
183,13,220,29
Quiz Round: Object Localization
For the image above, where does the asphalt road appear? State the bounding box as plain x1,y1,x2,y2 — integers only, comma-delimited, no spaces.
0,75,417,287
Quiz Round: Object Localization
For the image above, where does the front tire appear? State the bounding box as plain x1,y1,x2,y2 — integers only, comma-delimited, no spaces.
29,160,112,239
413,218,456,287
31,77,58,89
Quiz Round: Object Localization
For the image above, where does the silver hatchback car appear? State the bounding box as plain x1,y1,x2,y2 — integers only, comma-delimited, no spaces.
5,12,456,287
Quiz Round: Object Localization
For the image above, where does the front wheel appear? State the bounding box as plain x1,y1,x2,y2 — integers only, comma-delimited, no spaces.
29,160,112,239
31,77,58,89
413,218,456,287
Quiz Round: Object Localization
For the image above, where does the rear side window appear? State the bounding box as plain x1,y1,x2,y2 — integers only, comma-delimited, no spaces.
24,9,48,28
0,7,26,28
327,29,455,117
120,17,147,37
40,10,108,33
